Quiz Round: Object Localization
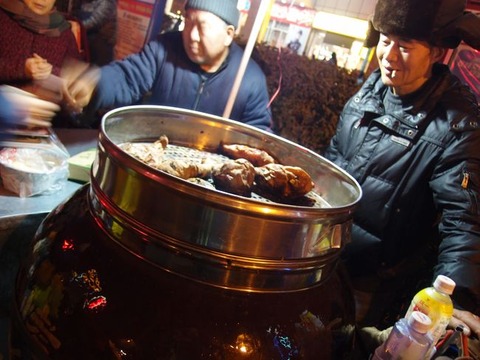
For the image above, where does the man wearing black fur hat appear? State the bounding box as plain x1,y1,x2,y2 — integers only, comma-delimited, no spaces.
324,0,480,355
60,0,272,131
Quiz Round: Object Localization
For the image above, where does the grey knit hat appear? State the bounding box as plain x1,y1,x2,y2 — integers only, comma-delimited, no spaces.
185,0,240,28
364,0,480,50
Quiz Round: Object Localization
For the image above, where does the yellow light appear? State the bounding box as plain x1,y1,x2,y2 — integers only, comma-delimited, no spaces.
312,12,369,40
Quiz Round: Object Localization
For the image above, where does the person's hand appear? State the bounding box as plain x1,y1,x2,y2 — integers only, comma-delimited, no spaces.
60,59,100,113
25,53,53,80
0,86,60,127
450,308,480,339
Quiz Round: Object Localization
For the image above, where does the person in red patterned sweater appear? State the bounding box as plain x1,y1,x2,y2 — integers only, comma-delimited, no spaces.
0,0,81,98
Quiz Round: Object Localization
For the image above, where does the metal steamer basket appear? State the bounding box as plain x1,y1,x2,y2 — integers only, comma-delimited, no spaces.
91,106,361,291
14,106,362,359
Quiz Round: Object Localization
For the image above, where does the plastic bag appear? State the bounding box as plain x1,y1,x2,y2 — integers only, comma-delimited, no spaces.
0,135,69,197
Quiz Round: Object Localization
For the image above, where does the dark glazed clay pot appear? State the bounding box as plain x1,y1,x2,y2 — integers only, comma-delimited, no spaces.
13,106,361,359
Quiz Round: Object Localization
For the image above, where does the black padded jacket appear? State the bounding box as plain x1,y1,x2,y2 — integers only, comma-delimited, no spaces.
324,64,480,314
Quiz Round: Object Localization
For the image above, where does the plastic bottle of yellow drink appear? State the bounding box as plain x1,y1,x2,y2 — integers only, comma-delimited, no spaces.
405,275,456,358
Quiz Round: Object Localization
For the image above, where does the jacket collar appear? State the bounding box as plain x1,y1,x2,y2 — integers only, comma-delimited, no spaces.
356,64,455,139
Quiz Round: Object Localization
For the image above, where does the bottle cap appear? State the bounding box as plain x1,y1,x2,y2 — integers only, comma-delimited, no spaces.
408,311,432,334
433,275,456,295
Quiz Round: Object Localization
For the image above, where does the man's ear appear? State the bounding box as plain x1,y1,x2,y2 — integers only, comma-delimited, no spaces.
224,25,235,46
432,47,447,62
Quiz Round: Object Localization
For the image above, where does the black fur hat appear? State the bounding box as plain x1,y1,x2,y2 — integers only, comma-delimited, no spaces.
364,0,480,50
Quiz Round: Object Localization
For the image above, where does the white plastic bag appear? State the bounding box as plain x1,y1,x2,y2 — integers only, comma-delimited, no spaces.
0,143,69,198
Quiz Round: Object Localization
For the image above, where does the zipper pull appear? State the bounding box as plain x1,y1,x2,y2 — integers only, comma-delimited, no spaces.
461,172,469,189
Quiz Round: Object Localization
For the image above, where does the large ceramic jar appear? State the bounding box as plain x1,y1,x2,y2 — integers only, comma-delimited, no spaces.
13,107,362,359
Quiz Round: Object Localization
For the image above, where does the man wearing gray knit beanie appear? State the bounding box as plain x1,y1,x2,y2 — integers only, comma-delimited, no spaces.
182,0,240,73
62,0,272,131
185,0,240,28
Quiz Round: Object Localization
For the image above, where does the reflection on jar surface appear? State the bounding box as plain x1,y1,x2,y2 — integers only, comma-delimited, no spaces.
14,185,356,360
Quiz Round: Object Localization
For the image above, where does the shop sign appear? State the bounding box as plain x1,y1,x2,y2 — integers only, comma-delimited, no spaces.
115,0,164,60
270,3,316,26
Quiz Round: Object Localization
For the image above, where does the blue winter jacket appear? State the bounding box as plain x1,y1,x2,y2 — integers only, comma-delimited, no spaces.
92,31,272,131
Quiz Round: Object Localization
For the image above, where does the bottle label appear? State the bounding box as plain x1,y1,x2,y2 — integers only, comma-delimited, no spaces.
406,299,451,345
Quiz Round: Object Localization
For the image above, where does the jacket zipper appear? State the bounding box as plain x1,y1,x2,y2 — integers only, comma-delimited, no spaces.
462,170,478,214
193,75,207,110
461,172,469,189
